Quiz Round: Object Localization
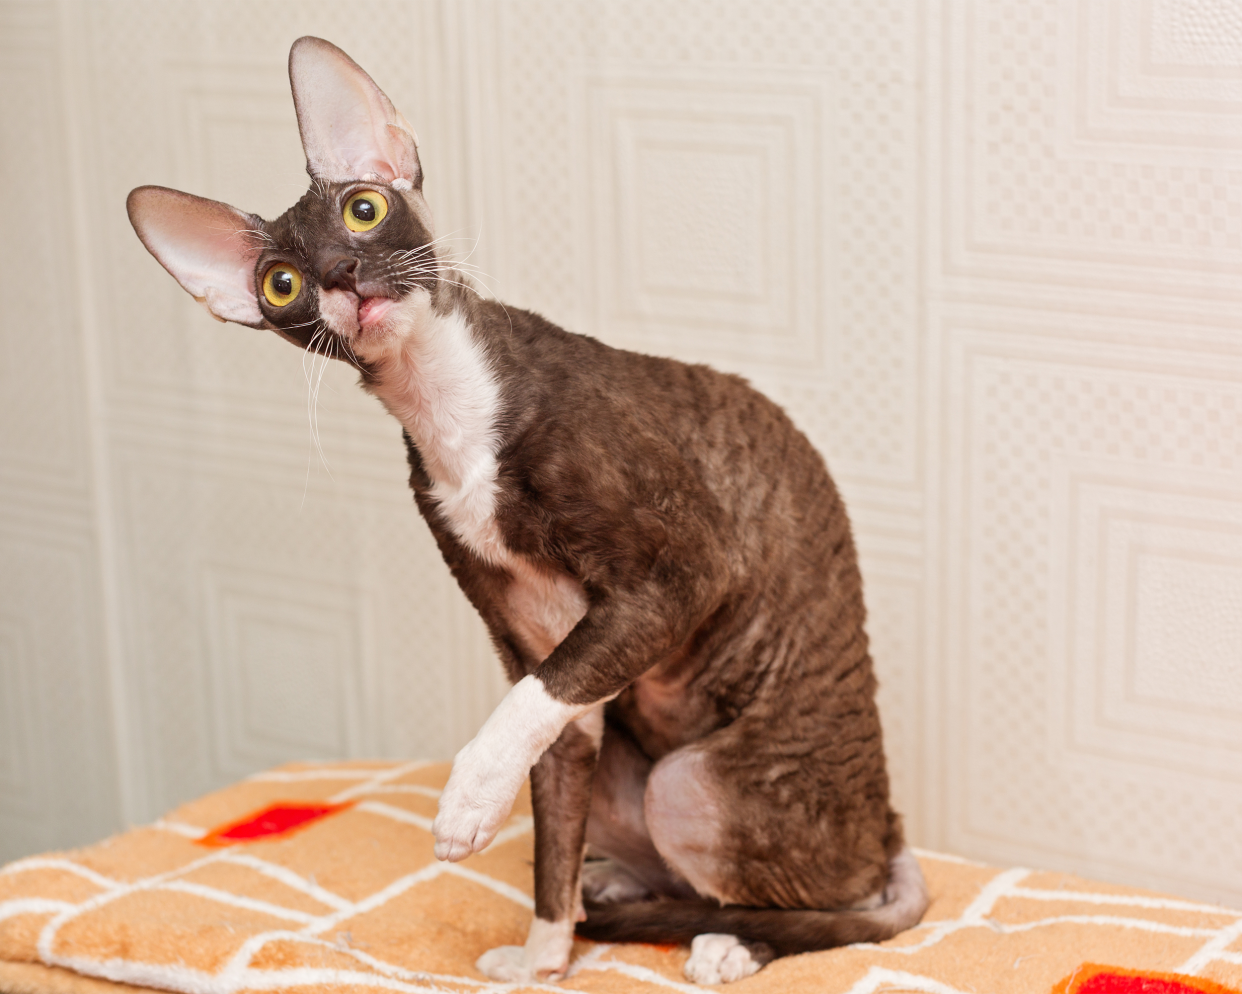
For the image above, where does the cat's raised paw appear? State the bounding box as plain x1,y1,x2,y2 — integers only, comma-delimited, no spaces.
432,742,518,861
684,934,767,984
430,788,505,861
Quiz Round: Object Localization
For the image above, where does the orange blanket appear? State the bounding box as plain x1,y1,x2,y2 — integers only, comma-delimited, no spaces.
1,761,1239,994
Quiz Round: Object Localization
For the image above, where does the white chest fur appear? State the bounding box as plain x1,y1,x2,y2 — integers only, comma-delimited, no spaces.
368,305,588,662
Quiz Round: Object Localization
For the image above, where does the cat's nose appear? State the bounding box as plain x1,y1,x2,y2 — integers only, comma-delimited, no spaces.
321,256,359,293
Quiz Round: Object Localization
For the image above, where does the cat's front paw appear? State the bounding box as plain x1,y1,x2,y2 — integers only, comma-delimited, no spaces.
431,796,503,862
476,944,566,982
432,743,519,861
477,919,574,982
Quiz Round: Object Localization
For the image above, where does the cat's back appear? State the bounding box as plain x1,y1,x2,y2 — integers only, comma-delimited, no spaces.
475,299,834,504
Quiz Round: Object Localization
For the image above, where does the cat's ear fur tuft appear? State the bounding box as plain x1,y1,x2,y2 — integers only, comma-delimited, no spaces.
288,36,421,188
126,186,265,328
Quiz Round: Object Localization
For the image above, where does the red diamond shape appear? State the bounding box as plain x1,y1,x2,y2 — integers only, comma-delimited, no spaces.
1055,964,1241,994
198,800,353,846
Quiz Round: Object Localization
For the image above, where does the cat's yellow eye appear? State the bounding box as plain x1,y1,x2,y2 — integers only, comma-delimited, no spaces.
343,190,388,232
262,263,303,307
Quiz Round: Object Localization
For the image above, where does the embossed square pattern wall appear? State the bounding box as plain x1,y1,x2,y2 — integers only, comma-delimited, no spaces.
1,0,1238,908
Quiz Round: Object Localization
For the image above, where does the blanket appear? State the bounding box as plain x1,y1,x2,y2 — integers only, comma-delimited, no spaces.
1,761,1239,994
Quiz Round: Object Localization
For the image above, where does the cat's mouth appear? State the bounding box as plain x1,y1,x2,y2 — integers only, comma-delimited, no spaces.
358,296,394,328
318,288,397,342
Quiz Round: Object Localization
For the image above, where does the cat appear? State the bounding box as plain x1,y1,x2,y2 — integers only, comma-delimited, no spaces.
126,36,929,985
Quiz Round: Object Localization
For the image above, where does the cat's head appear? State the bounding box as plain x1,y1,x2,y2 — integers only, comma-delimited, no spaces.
127,37,439,366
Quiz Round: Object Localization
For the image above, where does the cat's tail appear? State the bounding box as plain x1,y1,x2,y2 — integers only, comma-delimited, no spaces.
575,846,929,959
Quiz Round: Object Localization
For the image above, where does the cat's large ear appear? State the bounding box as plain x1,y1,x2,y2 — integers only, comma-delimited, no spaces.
288,36,421,189
126,186,265,328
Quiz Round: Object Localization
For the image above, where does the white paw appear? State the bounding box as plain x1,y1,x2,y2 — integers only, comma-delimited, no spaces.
684,933,763,985
581,859,653,904
432,742,518,862
434,675,580,862
477,945,542,982
476,919,573,982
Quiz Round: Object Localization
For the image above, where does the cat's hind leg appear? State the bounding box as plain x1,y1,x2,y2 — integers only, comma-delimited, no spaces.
642,722,898,911
579,720,929,982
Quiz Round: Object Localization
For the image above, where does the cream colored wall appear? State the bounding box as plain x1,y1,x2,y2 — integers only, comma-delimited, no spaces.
1,0,1239,908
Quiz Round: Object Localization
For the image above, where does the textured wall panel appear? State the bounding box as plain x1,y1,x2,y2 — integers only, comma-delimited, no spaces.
577,67,831,369
930,0,1242,906
1059,474,1242,778
0,1,120,861
944,0,1241,301
201,563,364,776
1152,0,1242,66
0,618,34,817
0,528,119,861
937,315,1242,905
1075,1,1242,149
0,6,89,495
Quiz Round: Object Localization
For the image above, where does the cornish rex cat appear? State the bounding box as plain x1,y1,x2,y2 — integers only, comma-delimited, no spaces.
126,36,929,985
